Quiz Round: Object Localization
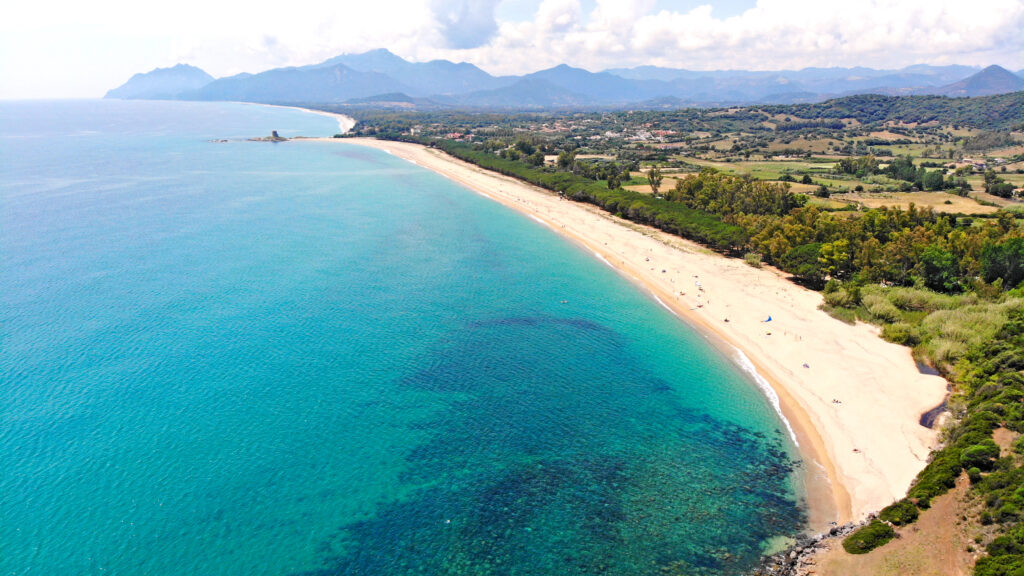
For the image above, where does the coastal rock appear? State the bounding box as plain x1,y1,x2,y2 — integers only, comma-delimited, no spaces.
248,131,288,142
750,522,862,576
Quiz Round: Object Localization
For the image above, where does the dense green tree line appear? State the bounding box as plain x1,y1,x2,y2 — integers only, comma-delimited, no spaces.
775,119,846,131
882,156,962,192
667,169,807,216
648,168,1021,292
421,138,750,250
759,92,1024,131
835,155,880,178
736,204,1021,291
834,155,970,193
404,136,1022,296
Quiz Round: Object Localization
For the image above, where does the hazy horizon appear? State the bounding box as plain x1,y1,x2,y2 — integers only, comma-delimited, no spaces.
4,0,1023,99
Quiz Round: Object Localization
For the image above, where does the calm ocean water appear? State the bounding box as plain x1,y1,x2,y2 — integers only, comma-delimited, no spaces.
1,100,805,575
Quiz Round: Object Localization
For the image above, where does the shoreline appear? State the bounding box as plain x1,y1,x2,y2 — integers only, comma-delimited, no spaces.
239,102,356,134
313,136,948,531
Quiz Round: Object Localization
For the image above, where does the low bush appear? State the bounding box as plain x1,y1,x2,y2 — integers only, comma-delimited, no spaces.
842,520,896,554
999,503,1021,523
824,288,857,308
863,292,902,323
975,554,1024,576
962,440,1001,471
881,322,920,346
878,499,919,526
909,451,963,506
969,467,984,483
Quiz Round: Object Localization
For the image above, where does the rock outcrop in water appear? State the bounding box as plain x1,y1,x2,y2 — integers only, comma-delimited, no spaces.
751,522,862,576
248,131,288,142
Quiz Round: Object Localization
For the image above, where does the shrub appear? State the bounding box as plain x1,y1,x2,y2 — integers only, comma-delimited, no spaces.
961,440,1001,471
744,252,762,268
842,520,896,554
909,451,962,506
969,467,984,483
999,503,1021,523
863,292,902,323
975,554,1024,576
988,525,1024,556
824,288,856,308
882,322,920,346
879,499,919,526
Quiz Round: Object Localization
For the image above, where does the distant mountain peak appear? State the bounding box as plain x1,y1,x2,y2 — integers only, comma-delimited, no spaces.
543,63,591,74
302,49,505,96
105,64,214,100
921,64,1024,97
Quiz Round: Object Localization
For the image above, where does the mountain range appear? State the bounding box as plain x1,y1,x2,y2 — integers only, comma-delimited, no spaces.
106,49,1024,109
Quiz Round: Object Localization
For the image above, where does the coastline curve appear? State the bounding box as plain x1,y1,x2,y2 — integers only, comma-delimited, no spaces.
308,133,949,531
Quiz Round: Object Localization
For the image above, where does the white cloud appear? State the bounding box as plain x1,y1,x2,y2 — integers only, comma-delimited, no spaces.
2,0,1022,98
431,0,502,49
418,0,1023,75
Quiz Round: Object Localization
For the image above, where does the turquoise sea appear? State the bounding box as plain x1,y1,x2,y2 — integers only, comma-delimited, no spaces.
1,100,805,575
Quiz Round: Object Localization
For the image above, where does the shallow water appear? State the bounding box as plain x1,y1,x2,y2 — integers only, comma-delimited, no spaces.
1,100,805,575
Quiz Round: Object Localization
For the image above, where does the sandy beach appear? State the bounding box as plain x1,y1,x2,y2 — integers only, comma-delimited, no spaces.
243,103,357,134
327,136,948,528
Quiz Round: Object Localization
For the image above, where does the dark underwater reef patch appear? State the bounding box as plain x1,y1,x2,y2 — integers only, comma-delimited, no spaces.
296,315,804,575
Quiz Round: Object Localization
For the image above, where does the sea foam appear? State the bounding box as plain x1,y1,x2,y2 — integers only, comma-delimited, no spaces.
734,349,799,446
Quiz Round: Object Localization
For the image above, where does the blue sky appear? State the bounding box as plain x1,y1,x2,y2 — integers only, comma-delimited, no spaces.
2,0,1022,99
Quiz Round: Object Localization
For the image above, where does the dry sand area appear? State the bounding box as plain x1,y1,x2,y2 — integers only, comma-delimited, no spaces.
330,137,949,527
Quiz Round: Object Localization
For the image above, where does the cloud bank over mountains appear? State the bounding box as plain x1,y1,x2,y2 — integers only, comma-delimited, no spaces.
438,0,1024,76
174,0,1024,78
3,0,1023,98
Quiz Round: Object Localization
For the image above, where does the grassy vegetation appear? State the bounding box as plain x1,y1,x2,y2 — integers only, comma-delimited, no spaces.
834,287,1024,567
824,284,1021,371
